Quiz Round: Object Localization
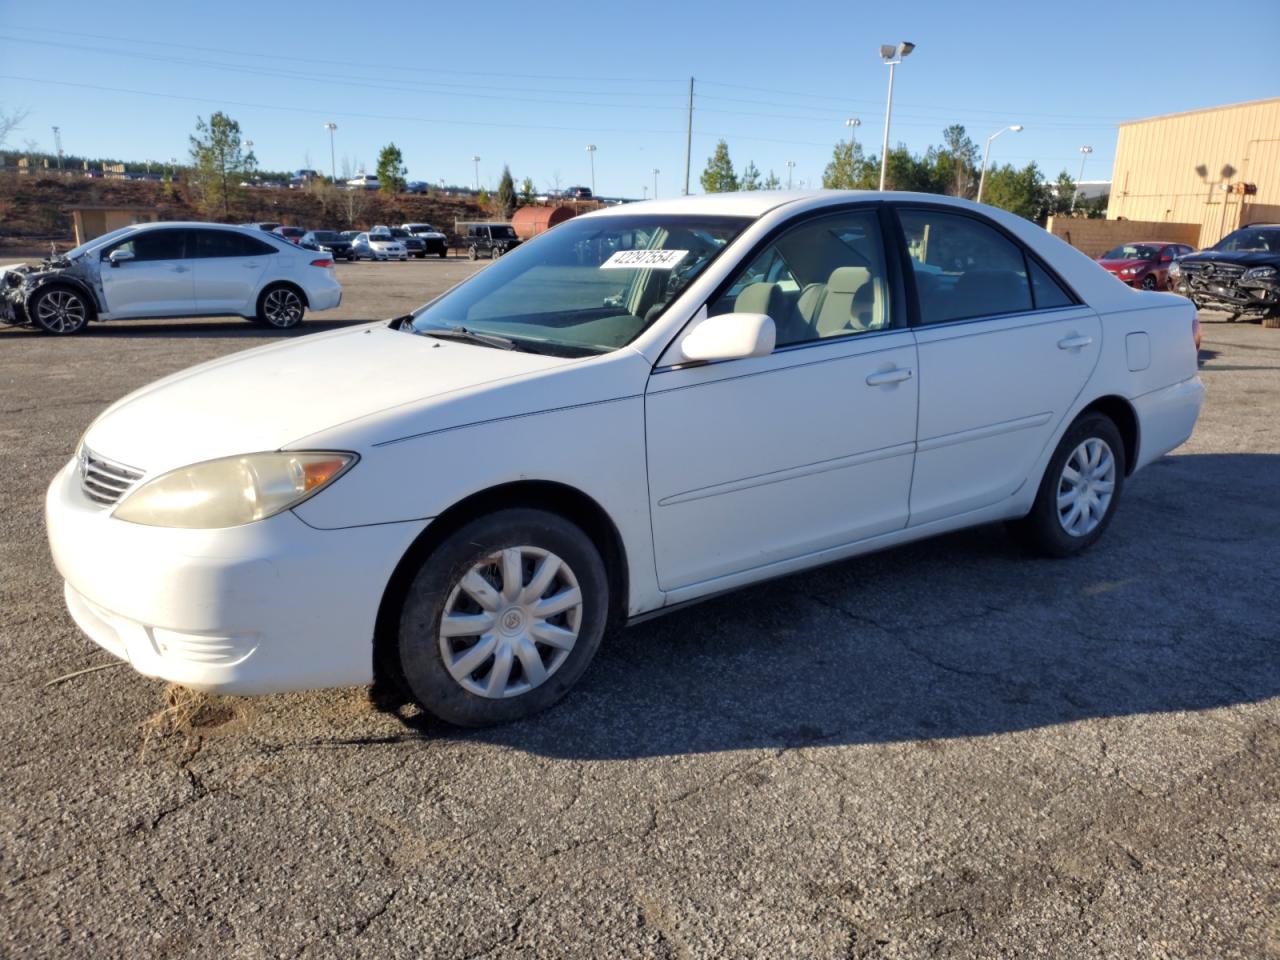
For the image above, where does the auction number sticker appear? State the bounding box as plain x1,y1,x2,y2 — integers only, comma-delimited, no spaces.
600,249,689,270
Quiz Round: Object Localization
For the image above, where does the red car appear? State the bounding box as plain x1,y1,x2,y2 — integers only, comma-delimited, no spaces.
1096,241,1194,290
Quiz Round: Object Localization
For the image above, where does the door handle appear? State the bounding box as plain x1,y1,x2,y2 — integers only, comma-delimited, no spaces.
172,265,189,273
1058,334,1093,350
243,262,261,268
866,367,913,386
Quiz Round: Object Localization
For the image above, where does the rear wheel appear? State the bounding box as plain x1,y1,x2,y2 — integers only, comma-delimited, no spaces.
31,286,90,335
1008,413,1126,557
438,249,447,259
256,284,305,329
490,247,501,259
396,508,609,726
467,246,478,261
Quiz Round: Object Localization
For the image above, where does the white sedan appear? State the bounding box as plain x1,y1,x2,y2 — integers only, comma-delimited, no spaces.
1,222,342,333
350,232,408,261
46,191,1203,726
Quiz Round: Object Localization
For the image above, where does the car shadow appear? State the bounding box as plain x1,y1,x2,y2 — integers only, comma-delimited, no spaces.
0,318,375,340
372,452,1279,760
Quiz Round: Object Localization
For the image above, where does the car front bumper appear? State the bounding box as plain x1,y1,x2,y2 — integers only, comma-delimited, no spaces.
46,458,426,694
1172,275,1280,313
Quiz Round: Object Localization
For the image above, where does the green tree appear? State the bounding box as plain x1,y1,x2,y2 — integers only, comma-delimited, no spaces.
519,176,536,205
188,111,252,220
938,124,979,198
496,164,517,218
822,140,870,189
1051,169,1077,216
982,161,1052,222
740,161,761,191
700,139,738,193
762,169,781,190
881,144,938,192
376,143,407,194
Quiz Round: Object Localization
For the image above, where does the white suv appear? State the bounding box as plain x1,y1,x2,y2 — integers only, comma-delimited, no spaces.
0,222,343,334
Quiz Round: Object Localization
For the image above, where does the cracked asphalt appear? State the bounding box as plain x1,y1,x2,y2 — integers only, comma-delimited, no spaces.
2,260,1278,959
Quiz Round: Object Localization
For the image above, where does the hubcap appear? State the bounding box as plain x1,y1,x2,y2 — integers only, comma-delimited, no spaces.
36,290,86,333
1057,437,1116,537
263,289,303,327
439,546,583,699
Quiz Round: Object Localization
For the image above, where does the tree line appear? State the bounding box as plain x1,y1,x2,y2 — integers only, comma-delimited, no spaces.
700,126,1107,222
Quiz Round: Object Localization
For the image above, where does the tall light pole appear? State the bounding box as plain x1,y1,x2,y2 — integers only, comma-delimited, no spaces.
586,144,597,195
786,160,796,189
242,139,255,175
1072,145,1094,213
323,122,337,183
642,186,648,200
651,167,660,199
471,155,481,192
877,41,915,191
845,117,861,149
976,124,1024,203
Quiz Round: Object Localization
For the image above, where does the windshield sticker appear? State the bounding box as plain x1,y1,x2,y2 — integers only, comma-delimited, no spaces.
600,249,689,270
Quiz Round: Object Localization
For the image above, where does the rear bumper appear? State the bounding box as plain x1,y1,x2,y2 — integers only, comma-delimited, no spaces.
1132,375,1204,472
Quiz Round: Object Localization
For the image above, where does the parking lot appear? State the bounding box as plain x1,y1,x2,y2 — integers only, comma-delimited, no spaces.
2,259,1278,959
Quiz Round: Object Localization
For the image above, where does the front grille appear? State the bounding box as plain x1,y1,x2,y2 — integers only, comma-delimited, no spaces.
1184,262,1245,282
79,447,145,507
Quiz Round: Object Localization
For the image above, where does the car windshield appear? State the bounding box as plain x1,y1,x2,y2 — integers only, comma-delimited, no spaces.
311,231,338,241
409,213,751,356
390,229,410,238
1102,244,1159,261
65,225,138,260
1213,228,1280,253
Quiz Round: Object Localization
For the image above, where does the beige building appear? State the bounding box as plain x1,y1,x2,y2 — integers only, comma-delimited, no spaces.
1107,97,1280,248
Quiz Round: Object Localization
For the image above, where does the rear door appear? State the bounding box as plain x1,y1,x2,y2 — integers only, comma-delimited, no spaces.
98,228,194,318
893,205,1101,526
191,229,277,314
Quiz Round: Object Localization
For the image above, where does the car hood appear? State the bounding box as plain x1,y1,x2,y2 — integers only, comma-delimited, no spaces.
1183,250,1276,267
1097,258,1151,270
82,324,573,475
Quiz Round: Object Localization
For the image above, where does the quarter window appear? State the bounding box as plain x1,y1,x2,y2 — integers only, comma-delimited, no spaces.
710,211,892,347
896,209,1033,324
1028,259,1074,309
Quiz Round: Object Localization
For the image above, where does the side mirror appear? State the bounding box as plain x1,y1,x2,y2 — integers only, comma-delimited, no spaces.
107,249,134,267
680,312,776,363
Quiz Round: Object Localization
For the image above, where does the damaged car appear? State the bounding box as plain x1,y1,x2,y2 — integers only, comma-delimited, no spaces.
1169,223,1280,328
2,222,343,335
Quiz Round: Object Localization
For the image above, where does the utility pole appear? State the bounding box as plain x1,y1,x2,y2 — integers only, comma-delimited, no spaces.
51,126,64,170
324,122,338,183
786,160,796,189
683,76,694,195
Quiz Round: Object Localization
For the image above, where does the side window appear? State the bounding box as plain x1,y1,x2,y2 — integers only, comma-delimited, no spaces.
1028,259,1074,309
710,210,891,347
194,230,271,258
896,209,1033,324
105,229,187,262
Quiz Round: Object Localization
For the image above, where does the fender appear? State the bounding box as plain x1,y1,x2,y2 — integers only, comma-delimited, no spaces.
23,272,103,317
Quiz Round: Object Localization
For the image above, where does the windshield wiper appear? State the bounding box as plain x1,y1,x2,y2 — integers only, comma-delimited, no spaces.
414,323,517,351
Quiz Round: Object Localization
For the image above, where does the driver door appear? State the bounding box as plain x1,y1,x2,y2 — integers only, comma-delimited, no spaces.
644,208,918,595
98,228,194,318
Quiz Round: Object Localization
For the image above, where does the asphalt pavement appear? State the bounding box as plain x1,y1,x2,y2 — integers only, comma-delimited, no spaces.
2,260,1277,958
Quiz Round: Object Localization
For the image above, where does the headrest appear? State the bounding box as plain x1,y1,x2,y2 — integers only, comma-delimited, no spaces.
827,266,870,295
735,281,782,315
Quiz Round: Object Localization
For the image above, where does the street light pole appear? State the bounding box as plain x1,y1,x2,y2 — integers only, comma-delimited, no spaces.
845,117,861,149
586,144,597,195
651,167,659,200
1072,145,1093,213
471,155,481,192
976,124,1024,204
786,160,796,189
323,122,337,183
877,42,914,191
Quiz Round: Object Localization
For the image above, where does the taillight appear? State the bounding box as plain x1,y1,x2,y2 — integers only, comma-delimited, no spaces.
309,258,334,268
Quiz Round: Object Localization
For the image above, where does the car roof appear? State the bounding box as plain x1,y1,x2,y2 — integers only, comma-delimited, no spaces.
580,189,990,220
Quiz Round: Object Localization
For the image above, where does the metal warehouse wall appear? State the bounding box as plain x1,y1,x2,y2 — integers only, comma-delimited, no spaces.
1107,97,1280,248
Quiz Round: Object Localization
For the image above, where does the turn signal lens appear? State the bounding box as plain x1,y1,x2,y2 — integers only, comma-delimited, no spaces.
113,452,357,528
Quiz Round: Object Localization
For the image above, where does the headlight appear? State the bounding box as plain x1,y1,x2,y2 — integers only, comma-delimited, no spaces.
1119,267,1137,276
113,452,356,529
1168,261,1183,278
1243,265,1277,281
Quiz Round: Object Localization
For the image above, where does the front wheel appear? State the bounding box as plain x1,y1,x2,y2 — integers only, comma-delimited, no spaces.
1142,275,1159,290
438,249,447,259
467,246,478,261
396,508,609,726
256,284,305,329
1008,413,1126,557
31,286,90,335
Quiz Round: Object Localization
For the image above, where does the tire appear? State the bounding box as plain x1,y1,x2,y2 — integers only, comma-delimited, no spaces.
467,246,478,261
438,249,447,259
1141,275,1158,290
1263,314,1280,329
256,284,306,329
397,508,609,727
1008,412,1126,558
30,286,91,335
490,247,500,259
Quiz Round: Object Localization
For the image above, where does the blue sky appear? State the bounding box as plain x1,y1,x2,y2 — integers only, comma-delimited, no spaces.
1,0,1277,198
